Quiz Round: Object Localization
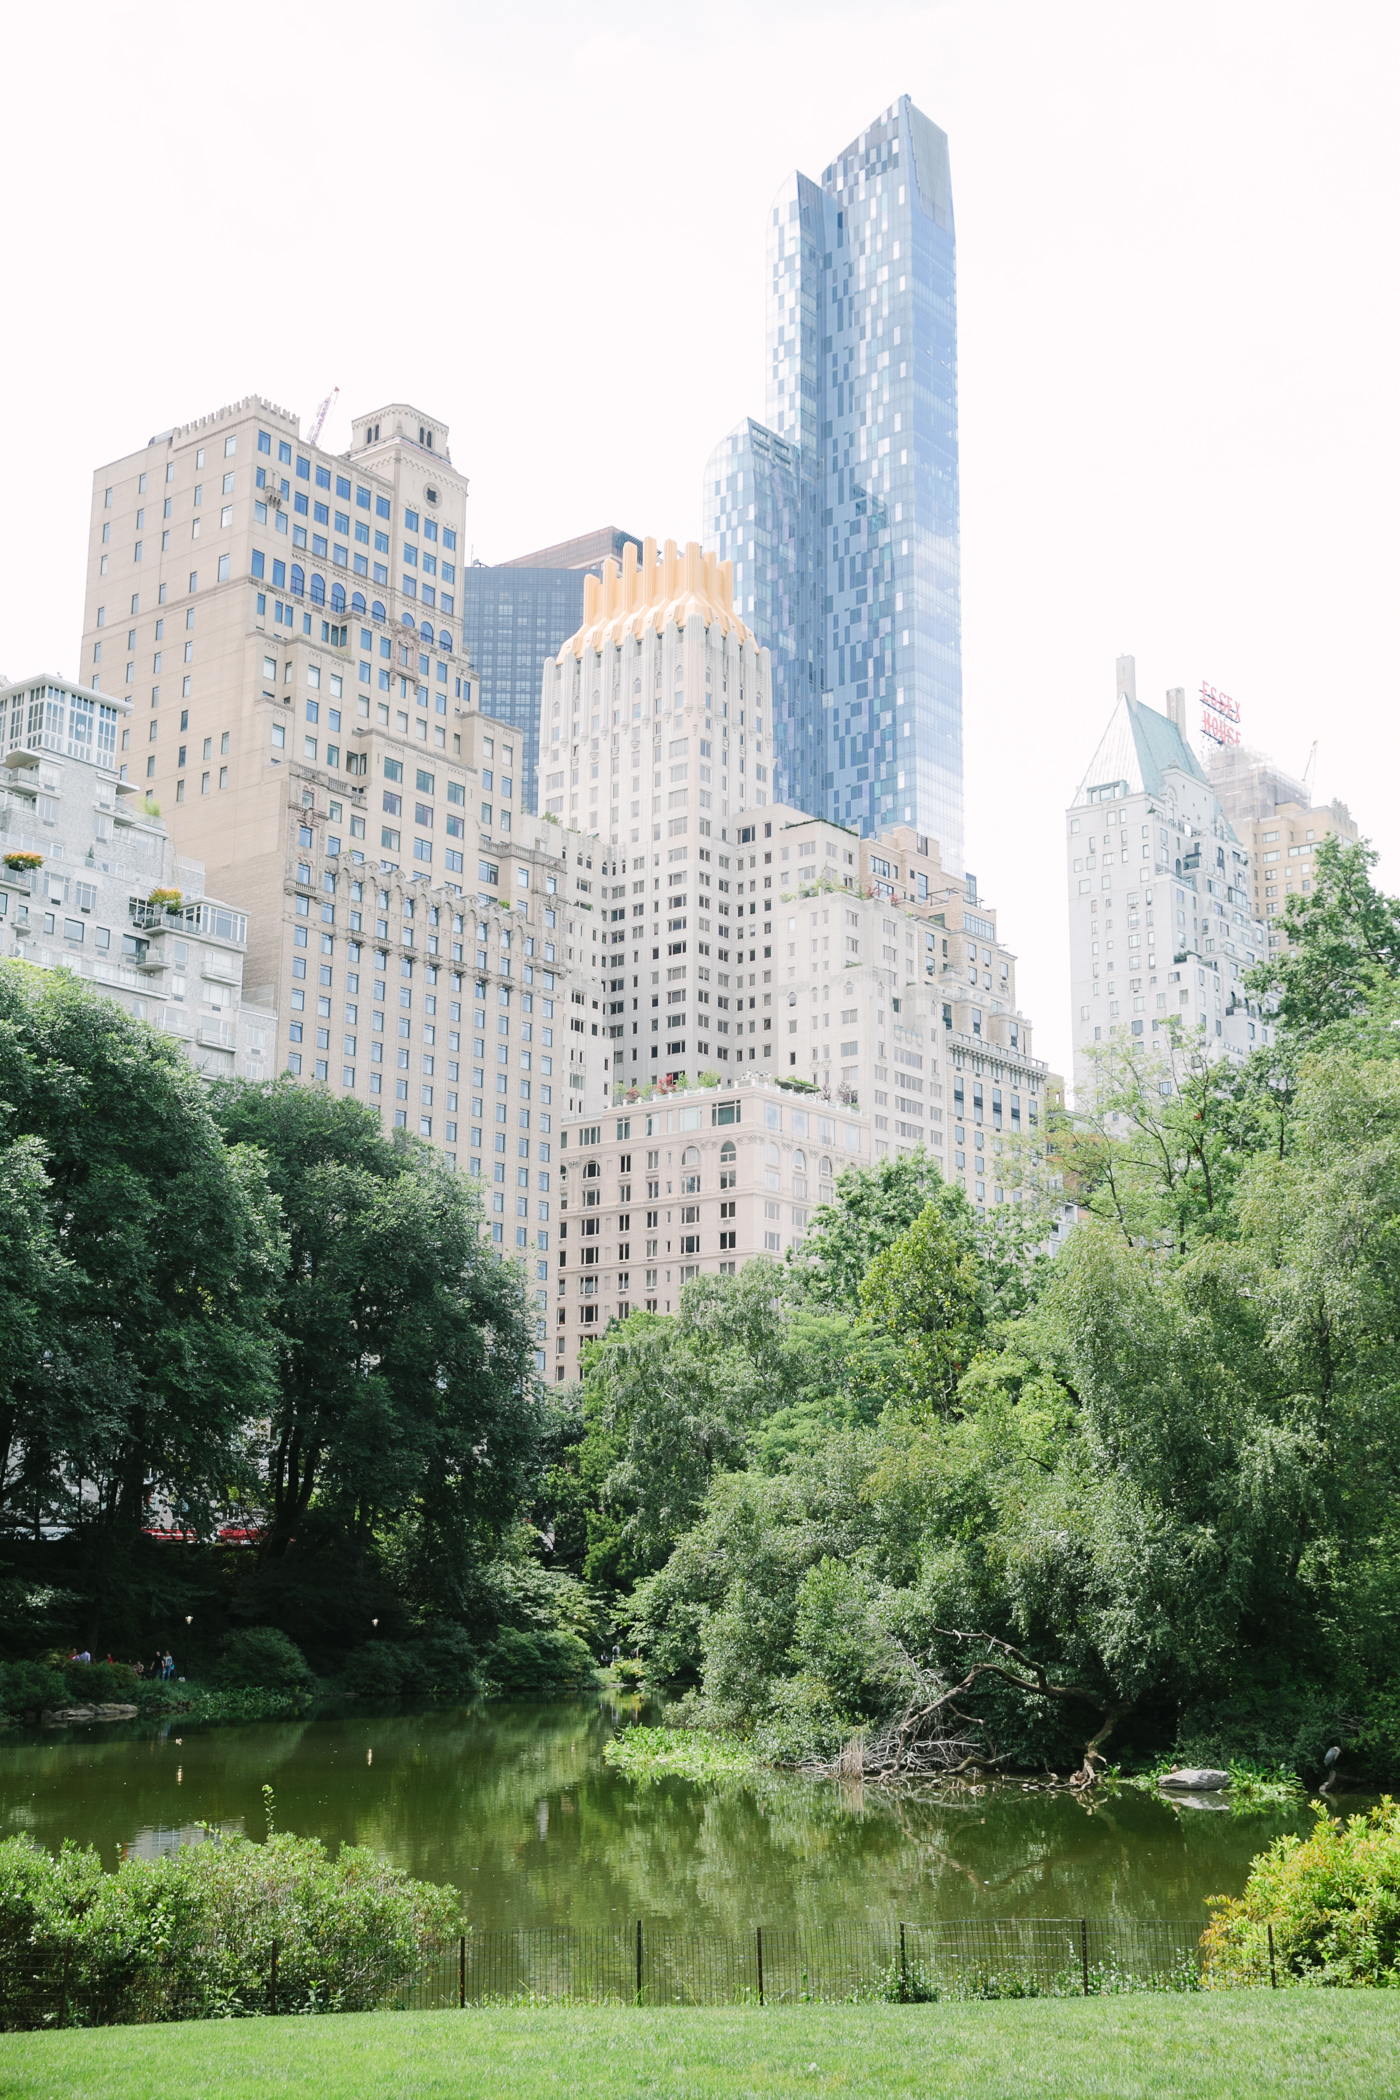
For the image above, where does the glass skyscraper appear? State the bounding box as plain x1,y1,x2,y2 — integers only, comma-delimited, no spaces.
703,96,963,871
702,417,821,817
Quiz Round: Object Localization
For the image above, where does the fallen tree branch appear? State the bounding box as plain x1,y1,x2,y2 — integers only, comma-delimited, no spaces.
814,1630,1126,1787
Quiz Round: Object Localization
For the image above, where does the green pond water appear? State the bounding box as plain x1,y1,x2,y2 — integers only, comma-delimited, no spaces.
0,1699,1346,1930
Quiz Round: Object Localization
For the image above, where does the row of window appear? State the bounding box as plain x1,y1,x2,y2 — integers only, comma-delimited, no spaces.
249,555,455,649
253,432,457,549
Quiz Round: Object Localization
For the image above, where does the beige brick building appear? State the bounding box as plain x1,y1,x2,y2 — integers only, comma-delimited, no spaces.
1206,744,1359,955
78,396,618,1373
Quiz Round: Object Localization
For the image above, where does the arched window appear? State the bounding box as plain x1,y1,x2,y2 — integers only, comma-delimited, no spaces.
680,1144,700,1194
633,677,641,693
371,600,386,622
765,1142,780,1165
438,630,451,651
419,619,433,640
309,573,326,605
289,564,305,597
792,1150,806,1174
719,1140,737,1190
682,1145,700,1166
819,1155,834,1179
351,592,366,614
401,611,416,628
330,582,346,612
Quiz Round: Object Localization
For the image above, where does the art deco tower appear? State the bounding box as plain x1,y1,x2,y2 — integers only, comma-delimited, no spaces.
537,538,774,1084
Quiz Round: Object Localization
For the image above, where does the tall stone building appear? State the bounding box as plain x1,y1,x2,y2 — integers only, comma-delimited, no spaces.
535,543,1056,1236
536,536,774,1091
1066,657,1275,1092
79,395,615,1371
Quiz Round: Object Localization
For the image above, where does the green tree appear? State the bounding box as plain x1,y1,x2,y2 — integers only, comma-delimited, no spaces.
209,1082,539,1580
0,965,279,1584
1250,835,1400,1040
574,1263,861,1583
793,1150,967,1306
856,1203,983,1412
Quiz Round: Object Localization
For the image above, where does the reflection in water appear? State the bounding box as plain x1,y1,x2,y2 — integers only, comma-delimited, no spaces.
124,1821,242,1863
0,1698,1345,1930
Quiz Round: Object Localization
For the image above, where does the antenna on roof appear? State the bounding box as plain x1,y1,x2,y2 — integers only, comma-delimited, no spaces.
308,386,340,447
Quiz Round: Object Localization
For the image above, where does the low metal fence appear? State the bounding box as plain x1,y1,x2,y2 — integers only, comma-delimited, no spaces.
0,1915,1222,2028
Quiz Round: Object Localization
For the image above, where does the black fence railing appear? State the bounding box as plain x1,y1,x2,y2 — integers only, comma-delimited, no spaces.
0,1917,1224,2029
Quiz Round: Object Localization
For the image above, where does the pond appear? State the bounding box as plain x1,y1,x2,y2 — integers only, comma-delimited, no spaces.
0,1698,1347,1930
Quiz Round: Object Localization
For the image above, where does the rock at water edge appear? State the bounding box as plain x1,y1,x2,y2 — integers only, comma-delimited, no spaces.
1158,1766,1231,1792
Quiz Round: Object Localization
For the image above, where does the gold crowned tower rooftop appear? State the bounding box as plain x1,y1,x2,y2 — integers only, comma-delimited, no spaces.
557,537,756,660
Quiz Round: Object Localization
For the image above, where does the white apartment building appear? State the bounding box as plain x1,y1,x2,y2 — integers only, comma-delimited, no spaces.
536,538,773,1087
0,672,273,1079
554,1074,874,1380
1066,657,1273,1093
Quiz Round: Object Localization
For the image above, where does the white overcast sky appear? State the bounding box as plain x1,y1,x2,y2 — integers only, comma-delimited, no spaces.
6,0,1397,1077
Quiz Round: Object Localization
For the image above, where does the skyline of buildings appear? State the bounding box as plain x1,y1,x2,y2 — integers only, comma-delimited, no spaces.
0,97,1375,1335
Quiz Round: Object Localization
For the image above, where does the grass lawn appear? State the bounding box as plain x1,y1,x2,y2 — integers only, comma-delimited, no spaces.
1,1998,1398,2100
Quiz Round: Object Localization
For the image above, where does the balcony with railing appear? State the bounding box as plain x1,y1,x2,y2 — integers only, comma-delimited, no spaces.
128,898,247,946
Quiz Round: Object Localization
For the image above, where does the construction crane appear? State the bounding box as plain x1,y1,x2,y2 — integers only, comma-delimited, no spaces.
308,386,340,447
1301,739,1318,798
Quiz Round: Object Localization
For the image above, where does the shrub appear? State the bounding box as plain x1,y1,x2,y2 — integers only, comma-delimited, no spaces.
613,1657,646,1686
413,1622,478,1696
752,1672,851,1766
0,1661,68,1722
0,1830,459,2018
340,1641,411,1700
216,1627,311,1692
1202,1797,1400,1986
483,1628,595,1697
1351,1687,1400,1782
62,1660,136,1705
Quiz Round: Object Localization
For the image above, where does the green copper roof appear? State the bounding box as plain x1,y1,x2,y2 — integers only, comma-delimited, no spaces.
1073,695,1211,807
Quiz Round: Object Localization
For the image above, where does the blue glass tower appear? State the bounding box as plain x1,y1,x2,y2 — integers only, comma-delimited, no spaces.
702,417,821,818
704,96,963,870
